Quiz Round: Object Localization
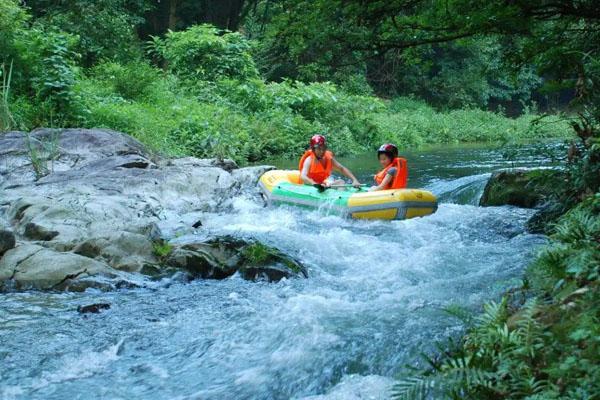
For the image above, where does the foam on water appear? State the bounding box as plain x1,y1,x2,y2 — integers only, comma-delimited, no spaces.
298,374,394,400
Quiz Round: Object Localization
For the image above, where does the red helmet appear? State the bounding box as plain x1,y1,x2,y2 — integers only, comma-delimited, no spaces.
377,143,398,159
310,134,327,149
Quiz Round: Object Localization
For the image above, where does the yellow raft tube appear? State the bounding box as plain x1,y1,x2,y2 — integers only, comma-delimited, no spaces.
259,170,438,220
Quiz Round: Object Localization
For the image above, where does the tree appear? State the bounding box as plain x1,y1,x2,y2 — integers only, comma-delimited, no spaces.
142,0,259,36
24,0,151,65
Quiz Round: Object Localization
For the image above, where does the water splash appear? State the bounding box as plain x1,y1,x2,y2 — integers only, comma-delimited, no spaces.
425,173,491,205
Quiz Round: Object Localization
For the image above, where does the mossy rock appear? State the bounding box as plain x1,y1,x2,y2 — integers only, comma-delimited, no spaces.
480,169,564,208
166,236,306,282
238,242,307,281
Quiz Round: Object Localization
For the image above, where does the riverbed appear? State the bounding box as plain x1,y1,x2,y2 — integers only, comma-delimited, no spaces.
0,142,561,399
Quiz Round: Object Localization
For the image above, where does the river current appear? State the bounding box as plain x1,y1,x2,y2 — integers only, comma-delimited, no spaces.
0,142,562,399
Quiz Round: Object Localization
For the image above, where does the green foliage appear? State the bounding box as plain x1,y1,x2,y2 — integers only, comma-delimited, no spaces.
387,39,543,109
89,61,163,101
394,196,600,399
0,0,573,166
72,59,570,164
0,0,81,128
150,24,259,83
0,0,29,59
25,0,149,65
30,31,80,115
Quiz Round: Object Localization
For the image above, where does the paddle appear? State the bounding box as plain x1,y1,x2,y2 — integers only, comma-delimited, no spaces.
313,183,367,192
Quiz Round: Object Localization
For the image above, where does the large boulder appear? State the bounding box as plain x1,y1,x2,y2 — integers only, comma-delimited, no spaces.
167,236,307,282
0,244,121,291
479,169,564,208
73,231,157,272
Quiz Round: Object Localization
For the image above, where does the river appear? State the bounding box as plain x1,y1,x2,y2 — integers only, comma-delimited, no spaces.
0,142,562,399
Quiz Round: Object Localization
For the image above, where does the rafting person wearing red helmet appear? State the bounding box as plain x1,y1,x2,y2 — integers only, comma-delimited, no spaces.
299,134,361,189
368,143,408,191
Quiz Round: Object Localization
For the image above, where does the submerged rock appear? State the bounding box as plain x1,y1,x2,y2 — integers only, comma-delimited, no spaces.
77,303,111,314
167,236,307,282
0,128,296,291
480,169,564,208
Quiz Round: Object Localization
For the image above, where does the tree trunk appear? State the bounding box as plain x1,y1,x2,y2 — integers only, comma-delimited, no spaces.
168,0,179,30
142,0,254,37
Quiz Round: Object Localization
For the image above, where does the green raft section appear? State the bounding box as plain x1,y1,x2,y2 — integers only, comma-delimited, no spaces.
269,182,356,213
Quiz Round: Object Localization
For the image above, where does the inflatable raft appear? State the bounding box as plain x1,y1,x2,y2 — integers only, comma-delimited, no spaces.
259,170,437,220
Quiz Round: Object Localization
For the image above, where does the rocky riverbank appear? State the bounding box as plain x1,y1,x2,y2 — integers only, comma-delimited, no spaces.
0,129,305,291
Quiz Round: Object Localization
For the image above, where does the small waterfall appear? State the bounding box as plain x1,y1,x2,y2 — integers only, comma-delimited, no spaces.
425,173,491,205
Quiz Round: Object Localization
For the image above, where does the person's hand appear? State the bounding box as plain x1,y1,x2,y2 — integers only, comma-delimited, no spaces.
313,183,327,192
352,179,361,188
322,181,331,188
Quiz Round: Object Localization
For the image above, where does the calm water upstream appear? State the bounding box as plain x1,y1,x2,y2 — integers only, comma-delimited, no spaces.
0,142,563,399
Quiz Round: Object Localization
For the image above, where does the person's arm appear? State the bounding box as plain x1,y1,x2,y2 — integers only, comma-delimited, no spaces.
332,158,361,187
369,173,393,191
300,156,318,185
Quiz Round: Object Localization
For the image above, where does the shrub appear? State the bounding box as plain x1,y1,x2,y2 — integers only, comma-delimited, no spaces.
25,0,148,65
150,24,259,83
90,61,163,101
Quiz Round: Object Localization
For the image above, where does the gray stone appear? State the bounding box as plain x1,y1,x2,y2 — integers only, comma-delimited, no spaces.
0,244,120,291
231,165,276,188
74,231,157,273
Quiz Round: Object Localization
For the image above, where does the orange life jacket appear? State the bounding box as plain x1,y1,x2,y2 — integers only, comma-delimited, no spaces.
374,157,408,189
299,150,334,184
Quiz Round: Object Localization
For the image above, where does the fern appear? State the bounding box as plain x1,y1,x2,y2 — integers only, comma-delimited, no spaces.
443,304,474,325
392,376,435,400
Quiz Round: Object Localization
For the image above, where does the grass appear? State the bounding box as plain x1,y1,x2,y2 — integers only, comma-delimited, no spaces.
1,61,15,131
24,130,60,179
152,241,173,260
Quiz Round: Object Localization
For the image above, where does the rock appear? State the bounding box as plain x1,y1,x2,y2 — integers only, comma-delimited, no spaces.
0,229,16,256
167,157,238,172
166,239,240,280
77,303,111,314
0,129,290,291
167,236,307,282
0,128,150,187
479,169,564,208
23,222,59,241
231,165,276,188
73,231,157,273
0,244,121,291
526,201,568,234
238,242,307,281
